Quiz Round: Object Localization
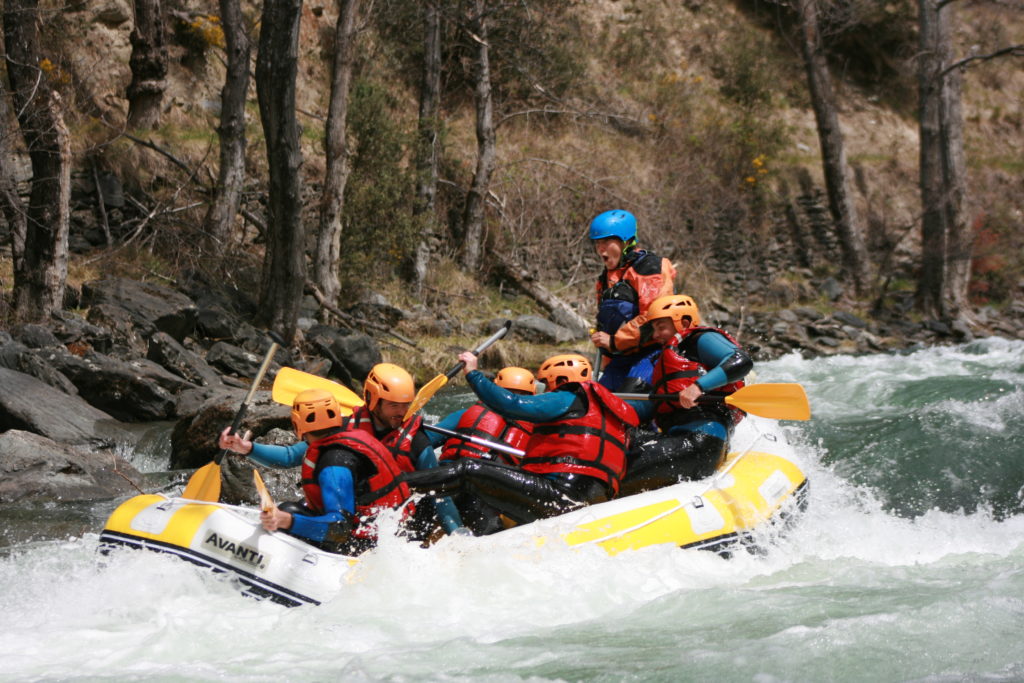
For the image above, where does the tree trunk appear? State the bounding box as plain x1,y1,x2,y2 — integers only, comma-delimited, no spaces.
127,0,168,131
916,0,970,319
4,0,71,323
460,0,495,273
797,0,870,294
313,0,360,312
255,0,305,343
0,78,27,277
411,2,442,289
202,0,251,250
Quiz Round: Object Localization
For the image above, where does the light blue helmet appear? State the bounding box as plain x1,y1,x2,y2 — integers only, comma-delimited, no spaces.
588,210,637,243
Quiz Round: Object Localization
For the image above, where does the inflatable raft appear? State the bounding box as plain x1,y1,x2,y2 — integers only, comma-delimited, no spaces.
99,419,807,607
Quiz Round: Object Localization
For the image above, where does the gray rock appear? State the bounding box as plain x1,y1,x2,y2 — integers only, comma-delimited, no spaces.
86,303,149,354
170,390,290,469
511,315,576,344
819,277,843,302
0,368,129,445
0,430,142,504
11,323,61,349
777,309,799,323
205,341,268,378
82,278,197,342
833,311,868,328
147,331,223,387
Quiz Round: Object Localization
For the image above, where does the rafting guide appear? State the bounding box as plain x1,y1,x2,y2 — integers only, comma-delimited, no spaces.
588,209,677,392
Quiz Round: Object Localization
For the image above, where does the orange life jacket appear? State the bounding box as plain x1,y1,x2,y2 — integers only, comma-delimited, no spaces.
523,381,639,495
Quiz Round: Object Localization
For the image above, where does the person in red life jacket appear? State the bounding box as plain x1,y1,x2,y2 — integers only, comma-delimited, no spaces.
217,388,411,554
220,363,466,539
401,353,639,524
619,294,753,496
588,209,677,393
430,366,537,535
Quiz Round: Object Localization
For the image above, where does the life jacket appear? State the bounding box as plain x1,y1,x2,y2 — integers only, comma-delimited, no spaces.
502,419,533,463
596,249,660,336
523,381,639,495
344,406,421,473
439,402,513,463
653,326,747,430
300,429,411,522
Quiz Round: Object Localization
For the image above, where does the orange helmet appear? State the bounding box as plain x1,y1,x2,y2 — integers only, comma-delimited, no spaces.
495,366,536,394
537,354,592,388
363,362,415,410
291,388,343,438
648,294,701,333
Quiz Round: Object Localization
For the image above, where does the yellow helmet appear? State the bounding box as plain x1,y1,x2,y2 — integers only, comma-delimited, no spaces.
648,294,701,333
537,354,592,388
495,366,536,394
363,362,415,410
291,388,343,438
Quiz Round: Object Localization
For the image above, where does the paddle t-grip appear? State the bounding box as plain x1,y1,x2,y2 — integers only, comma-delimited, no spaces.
444,319,512,379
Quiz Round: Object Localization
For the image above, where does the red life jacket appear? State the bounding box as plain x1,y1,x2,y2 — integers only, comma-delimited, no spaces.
502,419,533,464
299,429,411,520
655,326,747,428
439,402,512,463
523,381,639,495
344,406,421,473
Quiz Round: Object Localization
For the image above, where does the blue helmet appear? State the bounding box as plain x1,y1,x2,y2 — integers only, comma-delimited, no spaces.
589,210,637,243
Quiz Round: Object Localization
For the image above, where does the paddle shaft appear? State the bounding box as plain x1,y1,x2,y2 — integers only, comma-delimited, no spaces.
216,334,284,464
443,320,513,380
422,423,526,458
614,391,729,402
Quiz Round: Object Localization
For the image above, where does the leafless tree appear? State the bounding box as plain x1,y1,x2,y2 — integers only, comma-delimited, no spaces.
127,0,168,130
459,0,495,272
916,0,969,319
411,1,442,289
313,0,361,311
255,0,305,343
796,0,870,293
0,77,26,277
202,0,251,250
3,0,71,322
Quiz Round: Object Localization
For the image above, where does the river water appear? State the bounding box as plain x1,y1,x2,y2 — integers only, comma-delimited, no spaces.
1,338,1022,681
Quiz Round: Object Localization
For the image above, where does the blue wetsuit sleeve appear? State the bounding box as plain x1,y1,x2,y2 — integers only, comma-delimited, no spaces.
694,332,751,391
288,466,355,543
427,409,467,448
629,399,656,423
413,444,465,533
249,440,308,469
467,370,575,422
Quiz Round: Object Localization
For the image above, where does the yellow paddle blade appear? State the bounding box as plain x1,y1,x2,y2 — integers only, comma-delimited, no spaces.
253,469,275,512
725,383,811,421
271,367,363,411
403,373,449,421
182,461,222,501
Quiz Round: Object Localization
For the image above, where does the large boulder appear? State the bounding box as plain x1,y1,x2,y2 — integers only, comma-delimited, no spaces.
0,368,129,445
33,348,183,421
170,389,291,469
81,277,198,342
147,331,223,387
306,324,380,384
0,430,143,503
509,314,576,344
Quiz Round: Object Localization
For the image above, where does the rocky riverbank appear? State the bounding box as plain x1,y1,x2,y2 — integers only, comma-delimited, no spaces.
3,274,1023,506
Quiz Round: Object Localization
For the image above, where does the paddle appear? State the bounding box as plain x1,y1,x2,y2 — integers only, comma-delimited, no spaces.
182,334,284,502
402,320,513,421
615,382,811,421
253,469,275,513
271,366,363,410
421,423,526,460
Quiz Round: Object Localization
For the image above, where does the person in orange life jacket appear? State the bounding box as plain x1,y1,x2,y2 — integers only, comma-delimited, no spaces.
401,353,639,524
430,367,537,535
220,363,466,537
217,388,411,554
588,210,677,393
619,294,753,496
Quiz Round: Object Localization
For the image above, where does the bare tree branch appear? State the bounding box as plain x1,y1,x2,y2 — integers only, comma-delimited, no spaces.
942,44,1024,77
